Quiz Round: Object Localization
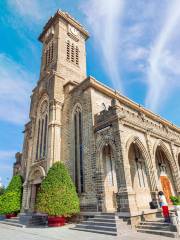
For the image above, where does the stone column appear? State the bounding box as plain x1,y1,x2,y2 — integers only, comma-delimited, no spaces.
47,100,62,170
21,182,28,212
25,183,32,212
170,142,180,194
118,127,139,215
145,132,159,200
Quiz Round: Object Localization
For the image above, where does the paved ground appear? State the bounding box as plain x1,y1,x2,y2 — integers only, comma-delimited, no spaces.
0,223,177,240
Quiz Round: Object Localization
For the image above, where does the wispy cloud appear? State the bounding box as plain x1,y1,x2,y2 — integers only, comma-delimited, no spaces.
0,54,34,124
0,150,16,160
145,0,180,111
0,150,16,186
7,0,58,24
80,0,124,91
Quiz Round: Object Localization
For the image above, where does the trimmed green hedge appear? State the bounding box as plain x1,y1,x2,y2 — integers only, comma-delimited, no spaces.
0,186,5,195
0,175,23,215
36,162,80,217
170,196,180,205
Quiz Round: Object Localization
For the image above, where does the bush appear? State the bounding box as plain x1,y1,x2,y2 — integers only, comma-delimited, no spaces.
0,186,5,195
170,196,180,206
36,162,80,217
0,175,23,215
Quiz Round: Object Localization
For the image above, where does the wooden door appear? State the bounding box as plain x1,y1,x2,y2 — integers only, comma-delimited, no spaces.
160,176,172,204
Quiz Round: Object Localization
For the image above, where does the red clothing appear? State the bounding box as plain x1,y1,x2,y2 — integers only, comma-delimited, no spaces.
162,206,169,218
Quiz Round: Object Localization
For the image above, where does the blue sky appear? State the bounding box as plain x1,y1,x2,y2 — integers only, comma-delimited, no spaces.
1,0,180,186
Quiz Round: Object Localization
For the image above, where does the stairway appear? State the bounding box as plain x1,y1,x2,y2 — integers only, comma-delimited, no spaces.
0,214,47,228
71,213,117,235
136,219,178,238
0,217,24,228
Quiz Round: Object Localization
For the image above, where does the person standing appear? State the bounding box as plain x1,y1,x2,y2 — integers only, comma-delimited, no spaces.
158,191,170,223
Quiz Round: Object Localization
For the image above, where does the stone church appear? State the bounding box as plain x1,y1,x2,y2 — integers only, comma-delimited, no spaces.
13,10,180,224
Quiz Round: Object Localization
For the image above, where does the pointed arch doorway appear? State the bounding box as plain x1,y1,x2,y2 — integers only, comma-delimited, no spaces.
155,146,176,204
102,144,118,212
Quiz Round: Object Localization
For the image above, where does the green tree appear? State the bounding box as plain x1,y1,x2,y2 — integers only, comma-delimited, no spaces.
0,175,23,215
0,186,5,195
36,162,80,217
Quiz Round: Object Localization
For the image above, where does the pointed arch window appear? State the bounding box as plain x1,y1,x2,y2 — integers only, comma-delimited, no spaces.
133,143,146,188
43,114,48,157
103,145,114,186
67,40,70,60
74,105,84,193
71,44,75,62
40,119,44,158
36,100,49,161
156,147,167,174
51,41,54,61
44,40,54,67
76,46,79,65
36,119,41,159
66,40,79,66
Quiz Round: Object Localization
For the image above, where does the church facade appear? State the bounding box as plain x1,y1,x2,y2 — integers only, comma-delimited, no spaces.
14,10,180,224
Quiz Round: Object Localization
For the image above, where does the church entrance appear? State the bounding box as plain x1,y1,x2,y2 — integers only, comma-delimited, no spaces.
128,142,152,210
156,146,176,204
102,145,118,212
27,166,45,212
160,176,172,204
30,183,41,211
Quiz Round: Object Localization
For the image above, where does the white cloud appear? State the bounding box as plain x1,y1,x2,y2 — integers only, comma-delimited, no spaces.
81,0,124,91
0,150,15,186
0,54,34,124
0,150,16,160
126,47,149,61
145,0,180,111
7,0,58,23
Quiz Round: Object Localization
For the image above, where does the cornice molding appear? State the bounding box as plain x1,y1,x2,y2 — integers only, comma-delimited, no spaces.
77,76,180,135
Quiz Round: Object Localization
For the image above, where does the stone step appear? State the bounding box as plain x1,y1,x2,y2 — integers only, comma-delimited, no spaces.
5,218,19,223
137,229,177,238
91,217,116,223
0,220,24,228
71,213,117,236
137,224,177,232
82,220,116,227
93,215,115,219
71,227,117,236
140,221,170,226
100,213,116,216
74,223,117,232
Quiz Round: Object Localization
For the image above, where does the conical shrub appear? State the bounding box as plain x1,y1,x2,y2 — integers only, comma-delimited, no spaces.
36,162,80,217
0,175,23,215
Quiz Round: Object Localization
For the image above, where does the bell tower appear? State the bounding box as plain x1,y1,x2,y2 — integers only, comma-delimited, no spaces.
29,10,89,169
38,10,89,84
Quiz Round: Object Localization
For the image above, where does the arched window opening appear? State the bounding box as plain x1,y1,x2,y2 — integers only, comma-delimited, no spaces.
40,119,44,158
74,106,84,193
155,146,176,204
45,41,54,66
76,46,79,65
48,45,51,63
36,100,49,161
71,44,75,62
36,119,41,159
133,143,146,188
103,145,114,186
156,147,168,175
178,154,180,170
67,41,70,60
43,114,48,156
45,50,48,66
129,143,147,189
128,140,152,209
51,41,54,61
